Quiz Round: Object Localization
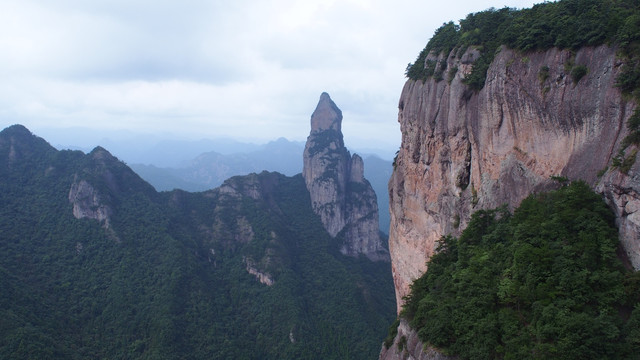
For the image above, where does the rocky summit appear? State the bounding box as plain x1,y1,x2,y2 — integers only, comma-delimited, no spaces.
303,92,389,261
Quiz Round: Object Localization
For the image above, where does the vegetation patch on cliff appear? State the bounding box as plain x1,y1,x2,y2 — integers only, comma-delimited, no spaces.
401,182,640,359
406,0,640,91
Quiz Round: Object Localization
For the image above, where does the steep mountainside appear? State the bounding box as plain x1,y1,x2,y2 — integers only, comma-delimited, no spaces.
389,5,640,314
382,1,640,359
303,93,389,261
389,43,635,312
0,125,395,359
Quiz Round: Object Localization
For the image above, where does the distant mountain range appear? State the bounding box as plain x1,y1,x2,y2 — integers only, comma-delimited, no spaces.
129,138,304,191
42,129,393,234
127,138,393,234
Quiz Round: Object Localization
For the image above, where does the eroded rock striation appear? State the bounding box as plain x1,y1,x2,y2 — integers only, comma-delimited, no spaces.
383,43,640,359
303,92,389,261
388,45,640,316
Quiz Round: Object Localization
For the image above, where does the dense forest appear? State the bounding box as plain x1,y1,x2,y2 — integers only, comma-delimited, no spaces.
398,182,640,359
0,125,395,359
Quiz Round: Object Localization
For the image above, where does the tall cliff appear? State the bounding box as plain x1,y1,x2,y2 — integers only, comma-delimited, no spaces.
382,44,640,360
380,1,640,358
383,45,637,358
303,92,389,261
388,43,640,316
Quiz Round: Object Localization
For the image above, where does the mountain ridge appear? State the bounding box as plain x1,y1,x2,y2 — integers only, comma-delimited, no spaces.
0,119,395,358
128,142,393,234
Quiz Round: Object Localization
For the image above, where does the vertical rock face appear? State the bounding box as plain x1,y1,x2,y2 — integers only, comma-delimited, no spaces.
379,319,451,360
303,92,389,261
388,44,640,315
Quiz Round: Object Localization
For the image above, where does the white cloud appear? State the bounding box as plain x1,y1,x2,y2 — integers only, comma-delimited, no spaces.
0,0,542,153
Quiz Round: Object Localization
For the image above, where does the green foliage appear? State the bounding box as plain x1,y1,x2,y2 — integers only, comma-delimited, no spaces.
612,147,638,174
306,129,345,157
406,0,640,91
598,166,609,177
471,184,479,207
405,0,640,174
402,182,640,359
447,65,458,84
453,214,461,229
550,175,569,184
538,65,550,84
622,108,640,148
571,64,589,82
405,22,459,81
384,318,400,349
397,335,407,351
616,60,640,94
0,127,396,359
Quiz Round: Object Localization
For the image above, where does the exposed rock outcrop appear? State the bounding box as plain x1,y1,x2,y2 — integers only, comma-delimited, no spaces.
66,147,156,243
384,44,639,358
379,319,453,360
244,256,275,286
303,93,389,261
389,44,637,312
68,178,112,225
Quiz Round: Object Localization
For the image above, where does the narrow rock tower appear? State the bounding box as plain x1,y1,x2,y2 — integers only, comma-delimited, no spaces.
302,92,388,261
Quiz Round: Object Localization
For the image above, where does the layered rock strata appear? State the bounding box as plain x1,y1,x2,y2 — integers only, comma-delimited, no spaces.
303,92,389,261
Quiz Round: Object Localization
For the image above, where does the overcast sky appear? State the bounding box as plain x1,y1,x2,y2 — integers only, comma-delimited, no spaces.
0,0,541,154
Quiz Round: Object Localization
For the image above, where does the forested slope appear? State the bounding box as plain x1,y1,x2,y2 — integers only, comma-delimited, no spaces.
0,125,395,359
398,182,640,359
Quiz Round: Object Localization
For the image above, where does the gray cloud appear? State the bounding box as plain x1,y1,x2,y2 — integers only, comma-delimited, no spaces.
0,0,541,152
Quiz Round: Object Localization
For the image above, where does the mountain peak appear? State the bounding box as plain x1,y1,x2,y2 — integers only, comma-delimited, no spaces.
2,124,32,136
0,124,41,144
310,92,342,134
0,124,56,164
302,94,388,261
90,146,114,158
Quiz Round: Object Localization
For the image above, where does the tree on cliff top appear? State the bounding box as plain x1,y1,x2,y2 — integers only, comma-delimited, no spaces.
406,0,640,90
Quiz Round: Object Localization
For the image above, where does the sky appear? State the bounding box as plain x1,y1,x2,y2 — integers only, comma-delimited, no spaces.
0,0,542,156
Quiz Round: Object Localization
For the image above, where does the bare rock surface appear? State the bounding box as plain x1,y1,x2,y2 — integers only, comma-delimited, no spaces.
68,178,112,225
303,93,389,261
379,319,455,360
384,45,639,359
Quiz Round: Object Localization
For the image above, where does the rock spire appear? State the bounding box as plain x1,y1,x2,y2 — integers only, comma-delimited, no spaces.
302,92,388,261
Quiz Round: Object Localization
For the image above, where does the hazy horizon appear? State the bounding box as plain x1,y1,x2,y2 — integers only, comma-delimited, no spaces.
15,124,396,166
31,124,394,158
